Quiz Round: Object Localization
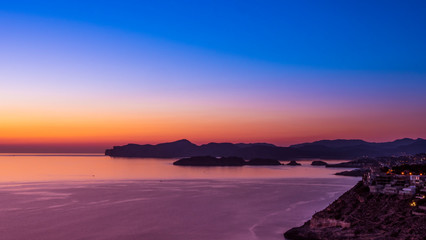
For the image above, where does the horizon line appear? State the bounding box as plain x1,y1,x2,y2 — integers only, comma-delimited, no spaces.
0,137,424,153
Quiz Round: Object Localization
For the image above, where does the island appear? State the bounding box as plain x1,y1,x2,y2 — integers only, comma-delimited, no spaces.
246,158,282,165
311,160,327,166
287,160,301,166
173,156,282,166
173,156,246,166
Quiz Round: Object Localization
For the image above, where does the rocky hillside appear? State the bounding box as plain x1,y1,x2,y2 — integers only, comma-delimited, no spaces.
105,138,426,159
284,182,426,240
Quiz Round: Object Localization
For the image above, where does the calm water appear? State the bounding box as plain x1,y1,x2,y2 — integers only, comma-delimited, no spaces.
0,154,350,181
0,154,359,240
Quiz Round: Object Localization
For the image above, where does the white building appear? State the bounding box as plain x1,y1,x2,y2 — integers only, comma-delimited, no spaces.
410,175,422,185
399,185,416,196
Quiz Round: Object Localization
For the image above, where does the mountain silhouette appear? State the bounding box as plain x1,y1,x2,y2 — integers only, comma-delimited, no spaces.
105,138,426,159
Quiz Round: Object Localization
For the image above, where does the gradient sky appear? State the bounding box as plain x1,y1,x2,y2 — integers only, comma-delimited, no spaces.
1,0,426,152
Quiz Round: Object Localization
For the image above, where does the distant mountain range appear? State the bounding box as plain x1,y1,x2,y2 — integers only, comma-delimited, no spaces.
105,138,426,160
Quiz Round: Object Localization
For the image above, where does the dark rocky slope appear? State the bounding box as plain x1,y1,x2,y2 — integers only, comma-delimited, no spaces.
284,182,426,240
334,169,368,177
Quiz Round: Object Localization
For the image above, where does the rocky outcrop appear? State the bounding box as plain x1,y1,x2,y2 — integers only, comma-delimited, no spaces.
335,169,368,177
173,156,281,166
311,161,327,166
284,182,426,240
246,158,282,165
326,158,380,168
309,218,350,229
173,156,246,166
287,161,301,166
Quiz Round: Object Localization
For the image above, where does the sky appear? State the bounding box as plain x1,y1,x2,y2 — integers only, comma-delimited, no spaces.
1,0,426,152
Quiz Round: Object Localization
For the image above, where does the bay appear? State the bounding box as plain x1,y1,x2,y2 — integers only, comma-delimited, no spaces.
0,154,359,240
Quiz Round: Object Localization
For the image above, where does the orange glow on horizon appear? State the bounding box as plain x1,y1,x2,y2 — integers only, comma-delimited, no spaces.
1,93,425,151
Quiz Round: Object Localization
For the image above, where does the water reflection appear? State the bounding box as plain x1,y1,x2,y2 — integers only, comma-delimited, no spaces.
0,154,352,182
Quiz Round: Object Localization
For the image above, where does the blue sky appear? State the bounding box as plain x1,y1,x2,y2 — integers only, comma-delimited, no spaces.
1,0,426,150
2,0,426,72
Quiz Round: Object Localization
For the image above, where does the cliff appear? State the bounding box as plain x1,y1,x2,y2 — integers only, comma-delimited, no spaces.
284,182,426,240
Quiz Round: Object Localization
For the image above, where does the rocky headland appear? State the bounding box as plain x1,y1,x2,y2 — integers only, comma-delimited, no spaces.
284,181,426,240
334,169,368,177
325,158,380,168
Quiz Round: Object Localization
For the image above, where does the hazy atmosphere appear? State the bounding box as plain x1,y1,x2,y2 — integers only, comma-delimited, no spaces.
1,1,426,152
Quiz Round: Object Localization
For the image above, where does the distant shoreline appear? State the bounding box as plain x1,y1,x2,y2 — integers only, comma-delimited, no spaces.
105,138,426,159
0,154,104,157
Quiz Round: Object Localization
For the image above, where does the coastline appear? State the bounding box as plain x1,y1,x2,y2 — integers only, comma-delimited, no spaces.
284,181,426,240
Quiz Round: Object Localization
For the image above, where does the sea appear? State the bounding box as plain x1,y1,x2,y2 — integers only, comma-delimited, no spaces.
0,154,360,240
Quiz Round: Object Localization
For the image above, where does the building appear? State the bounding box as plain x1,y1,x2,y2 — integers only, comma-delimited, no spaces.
410,175,423,186
399,186,416,196
375,175,392,185
383,184,399,194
